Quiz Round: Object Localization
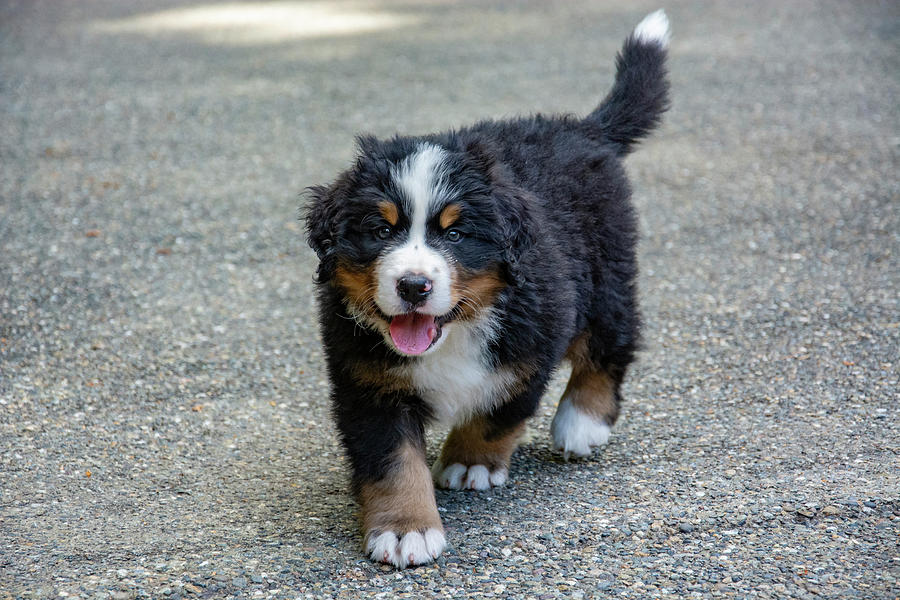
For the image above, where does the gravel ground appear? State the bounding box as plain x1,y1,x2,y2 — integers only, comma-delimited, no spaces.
1,1,898,598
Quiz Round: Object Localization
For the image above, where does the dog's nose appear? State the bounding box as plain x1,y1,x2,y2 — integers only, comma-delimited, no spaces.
396,274,433,306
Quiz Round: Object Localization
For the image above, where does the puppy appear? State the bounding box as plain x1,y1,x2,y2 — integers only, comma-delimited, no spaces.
304,10,670,568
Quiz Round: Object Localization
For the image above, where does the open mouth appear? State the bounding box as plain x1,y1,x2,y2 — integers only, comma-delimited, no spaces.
387,310,455,356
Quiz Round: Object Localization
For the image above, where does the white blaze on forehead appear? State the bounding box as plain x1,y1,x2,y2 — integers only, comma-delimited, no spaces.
374,143,454,319
392,143,451,240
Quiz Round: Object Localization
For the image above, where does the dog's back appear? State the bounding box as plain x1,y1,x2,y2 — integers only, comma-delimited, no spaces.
436,9,671,380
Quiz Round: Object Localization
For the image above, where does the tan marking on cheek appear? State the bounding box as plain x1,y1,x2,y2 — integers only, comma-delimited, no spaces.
334,261,391,331
450,267,507,320
378,201,399,226
359,443,442,535
334,262,376,307
438,203,461,229
439,417,525,472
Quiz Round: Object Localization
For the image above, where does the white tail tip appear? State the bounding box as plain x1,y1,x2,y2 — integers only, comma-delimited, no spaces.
633,9,670,48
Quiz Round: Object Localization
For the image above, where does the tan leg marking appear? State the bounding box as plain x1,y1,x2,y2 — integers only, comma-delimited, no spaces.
360,443,446,568
560,369,619,424
439,417,525,472
434,417,524,490
551,332,619,457
563,333,619,424
360,443,442,535
349,360,412,395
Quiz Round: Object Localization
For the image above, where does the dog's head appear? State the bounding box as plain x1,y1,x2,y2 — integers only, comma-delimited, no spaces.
305,136,533,357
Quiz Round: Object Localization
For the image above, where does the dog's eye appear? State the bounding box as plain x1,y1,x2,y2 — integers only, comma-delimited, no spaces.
445,229,463,242
375,225,393,240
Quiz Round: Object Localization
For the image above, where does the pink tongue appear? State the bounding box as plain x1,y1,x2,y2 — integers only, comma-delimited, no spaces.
389,313,438,355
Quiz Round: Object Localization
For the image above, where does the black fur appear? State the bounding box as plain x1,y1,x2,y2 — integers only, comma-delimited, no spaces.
589,34,671,155
304,21,669,531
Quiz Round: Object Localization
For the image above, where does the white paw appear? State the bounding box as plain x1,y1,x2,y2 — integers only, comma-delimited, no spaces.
550,397,612,459
365,528,446,568
432,461,508,490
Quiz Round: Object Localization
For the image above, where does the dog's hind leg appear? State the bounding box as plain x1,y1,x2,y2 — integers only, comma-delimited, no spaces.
550,333,625,459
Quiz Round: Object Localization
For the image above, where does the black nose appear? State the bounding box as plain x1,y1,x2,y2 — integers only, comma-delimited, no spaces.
396,274,433,305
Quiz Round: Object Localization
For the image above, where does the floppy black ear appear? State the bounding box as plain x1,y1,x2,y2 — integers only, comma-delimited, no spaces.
464,140,537,286
304,137,384,283
303,183,341,283
494,181,538,286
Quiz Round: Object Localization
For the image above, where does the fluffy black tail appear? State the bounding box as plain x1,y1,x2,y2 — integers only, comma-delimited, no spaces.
588,10,671,155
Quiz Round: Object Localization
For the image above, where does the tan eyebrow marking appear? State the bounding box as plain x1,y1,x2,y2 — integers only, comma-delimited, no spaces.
438,203,461,229
378,201,399,226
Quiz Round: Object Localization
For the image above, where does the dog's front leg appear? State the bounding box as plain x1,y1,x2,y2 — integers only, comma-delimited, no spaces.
334,392,445,568
359,441,445,568
432,381,545,491
432,416,525,490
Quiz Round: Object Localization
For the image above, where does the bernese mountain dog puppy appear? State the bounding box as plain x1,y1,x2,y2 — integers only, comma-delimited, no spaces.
304,10,670,568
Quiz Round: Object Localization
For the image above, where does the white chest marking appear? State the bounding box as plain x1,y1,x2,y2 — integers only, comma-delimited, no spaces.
393,313,517,424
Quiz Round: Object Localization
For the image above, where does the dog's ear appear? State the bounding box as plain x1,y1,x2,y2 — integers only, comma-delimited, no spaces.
464,140,537,286
494,181,538,286
303,179,345,283
304,137,385,283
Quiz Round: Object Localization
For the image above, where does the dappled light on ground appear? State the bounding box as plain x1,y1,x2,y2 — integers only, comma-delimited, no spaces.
91,1,420,45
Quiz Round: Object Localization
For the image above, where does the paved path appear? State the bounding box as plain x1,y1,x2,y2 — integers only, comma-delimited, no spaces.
1,1,897,598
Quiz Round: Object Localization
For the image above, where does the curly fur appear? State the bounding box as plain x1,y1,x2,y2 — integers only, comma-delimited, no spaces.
303,11,670,567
